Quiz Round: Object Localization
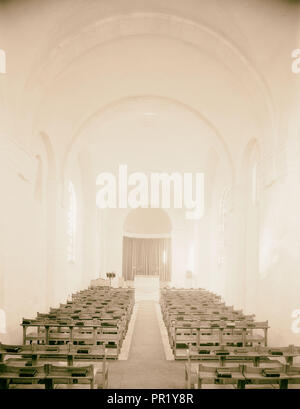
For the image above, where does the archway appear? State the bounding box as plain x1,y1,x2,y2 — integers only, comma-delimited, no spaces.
122,209,172,299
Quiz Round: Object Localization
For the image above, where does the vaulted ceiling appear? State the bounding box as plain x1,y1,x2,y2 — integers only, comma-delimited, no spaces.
1,0,299,179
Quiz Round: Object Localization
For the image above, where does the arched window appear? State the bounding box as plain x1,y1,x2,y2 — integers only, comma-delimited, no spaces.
67,182,76,262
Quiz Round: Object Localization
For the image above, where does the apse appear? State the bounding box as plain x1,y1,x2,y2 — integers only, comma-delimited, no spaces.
123,208,172,236
122,208,172,300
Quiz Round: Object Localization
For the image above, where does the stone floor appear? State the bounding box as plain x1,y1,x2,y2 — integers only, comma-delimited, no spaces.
108,300,185,389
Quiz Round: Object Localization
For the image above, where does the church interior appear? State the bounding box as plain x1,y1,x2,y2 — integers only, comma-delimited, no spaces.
0,0,300,389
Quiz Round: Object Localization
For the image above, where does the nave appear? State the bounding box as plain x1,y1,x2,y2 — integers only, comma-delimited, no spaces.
1,285,300,390
1,0,300,394
108,300,184,389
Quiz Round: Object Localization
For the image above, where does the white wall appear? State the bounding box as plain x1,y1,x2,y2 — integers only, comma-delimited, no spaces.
0,136,90,343
0,137,47,343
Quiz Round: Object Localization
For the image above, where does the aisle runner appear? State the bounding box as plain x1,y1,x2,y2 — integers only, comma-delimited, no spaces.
108,300,184,389
118,304,139,360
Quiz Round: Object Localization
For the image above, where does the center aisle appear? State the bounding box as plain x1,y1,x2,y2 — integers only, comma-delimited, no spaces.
108,300,185,389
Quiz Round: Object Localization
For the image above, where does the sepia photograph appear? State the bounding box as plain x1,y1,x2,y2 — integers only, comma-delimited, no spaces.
0,0,300,396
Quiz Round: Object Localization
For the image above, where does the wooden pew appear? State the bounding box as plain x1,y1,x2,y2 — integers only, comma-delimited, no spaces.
0,343,108,388
172,321,269,358
285,366,300,387
195,364,245,389
22,317,127,358
160,288,270,361
0,363,46,389
194,363,300,389
20,287,134,362
0,343,107,363
184,345,286,389
241,365,290,389
186,344,300,365
0,363,98,389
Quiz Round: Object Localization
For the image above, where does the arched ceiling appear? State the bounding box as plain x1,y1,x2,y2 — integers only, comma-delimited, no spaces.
124,208,172,234
1,0,300,175
34,31,266,176
66,96,233,177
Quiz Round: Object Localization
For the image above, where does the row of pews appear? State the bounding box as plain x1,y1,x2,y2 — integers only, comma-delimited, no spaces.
160,288,300,389
0,286,134,389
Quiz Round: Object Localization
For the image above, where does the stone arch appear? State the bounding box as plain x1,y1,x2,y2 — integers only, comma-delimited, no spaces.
19,12,275,162
61,95,234,201
24,13,276,122
123,208,172,235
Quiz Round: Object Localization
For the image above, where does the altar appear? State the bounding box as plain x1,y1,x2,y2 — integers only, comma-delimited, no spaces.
134,275,160,302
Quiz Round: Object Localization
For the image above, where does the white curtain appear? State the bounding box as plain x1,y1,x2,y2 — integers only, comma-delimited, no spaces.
122,236,171,281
